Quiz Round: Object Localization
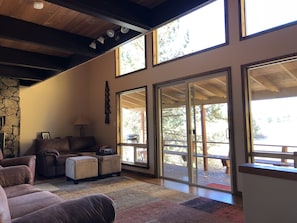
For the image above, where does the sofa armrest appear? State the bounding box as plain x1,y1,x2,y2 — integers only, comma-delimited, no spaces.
13,194,116,223
38,149,60,158
36,150,60,178
0,155,36,167
1,155,36,183
0,165,32,187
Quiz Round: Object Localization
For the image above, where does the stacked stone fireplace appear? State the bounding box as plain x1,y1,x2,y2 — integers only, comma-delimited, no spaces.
0,77,20,157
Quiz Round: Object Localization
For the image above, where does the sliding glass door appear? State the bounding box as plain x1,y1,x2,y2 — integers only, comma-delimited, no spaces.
157,71,232,191
160,83,189,182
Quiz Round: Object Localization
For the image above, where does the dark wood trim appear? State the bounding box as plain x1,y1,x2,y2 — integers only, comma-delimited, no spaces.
151,0,210,27
0,15,96,57
0,64,54,81
239,163,297,181
0,47,68,71
45,0,151,33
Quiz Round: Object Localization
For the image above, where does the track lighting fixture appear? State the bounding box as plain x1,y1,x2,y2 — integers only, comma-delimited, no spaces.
89,26,130,48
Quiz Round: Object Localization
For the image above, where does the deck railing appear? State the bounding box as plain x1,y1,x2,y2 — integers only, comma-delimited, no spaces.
163,140,297,169
252,143,297,167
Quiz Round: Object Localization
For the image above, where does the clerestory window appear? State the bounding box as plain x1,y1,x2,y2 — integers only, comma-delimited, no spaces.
116,36,146,76
241,0,297,37
153,0,226,65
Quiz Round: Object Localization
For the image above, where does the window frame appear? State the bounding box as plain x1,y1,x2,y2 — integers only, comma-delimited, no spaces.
116,86,149,168
243,54,297,167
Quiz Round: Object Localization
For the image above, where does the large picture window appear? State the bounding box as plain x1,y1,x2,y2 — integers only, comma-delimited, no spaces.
242,0,297,37
117,87,148,167
245,56,297,167
116,36,146,76
154,0,226,64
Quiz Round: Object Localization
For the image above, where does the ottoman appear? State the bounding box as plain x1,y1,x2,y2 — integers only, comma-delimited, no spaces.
66,156,98,183
97,154,121,177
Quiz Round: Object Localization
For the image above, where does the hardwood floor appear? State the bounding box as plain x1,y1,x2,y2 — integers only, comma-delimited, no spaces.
122,170,242,205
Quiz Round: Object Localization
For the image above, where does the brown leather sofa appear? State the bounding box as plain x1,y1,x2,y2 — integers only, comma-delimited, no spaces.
0,165,115,223
35,136,99,178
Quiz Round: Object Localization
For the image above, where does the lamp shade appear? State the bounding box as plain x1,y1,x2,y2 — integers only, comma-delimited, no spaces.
74,116,89,126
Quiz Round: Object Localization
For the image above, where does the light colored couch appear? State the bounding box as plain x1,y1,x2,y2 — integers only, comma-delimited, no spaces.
0,165,115,223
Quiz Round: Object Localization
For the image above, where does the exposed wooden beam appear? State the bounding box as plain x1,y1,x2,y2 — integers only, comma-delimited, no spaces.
0,15,97,57
151,0,210,27
45,0,151,33
280,64,297,81
250,75,279,92
0,64,54,81
0,47,68,71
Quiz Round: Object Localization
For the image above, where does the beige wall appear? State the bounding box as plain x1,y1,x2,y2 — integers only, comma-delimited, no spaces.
20,1,297,190
20,64,90,154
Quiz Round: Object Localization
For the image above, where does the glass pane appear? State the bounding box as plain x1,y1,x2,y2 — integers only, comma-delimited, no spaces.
136,147,147,163
118,87,148,167
248,57,297,166
155,0,225,64
121,146,134,163
190,73,231,190
243,0,297,36
160,83,188,181
117,36,145,76
192,157,230,191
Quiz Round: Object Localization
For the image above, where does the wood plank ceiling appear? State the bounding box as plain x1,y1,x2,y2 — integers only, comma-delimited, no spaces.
0,0,210,86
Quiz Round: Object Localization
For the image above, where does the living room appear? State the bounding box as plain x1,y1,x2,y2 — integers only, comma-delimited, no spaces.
1,0,297,222
17,0,296,190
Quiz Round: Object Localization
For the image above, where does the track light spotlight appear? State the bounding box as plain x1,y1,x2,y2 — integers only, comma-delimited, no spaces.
97,36,105,44
120,26,129,34
106,29,115,38
89,41,97,49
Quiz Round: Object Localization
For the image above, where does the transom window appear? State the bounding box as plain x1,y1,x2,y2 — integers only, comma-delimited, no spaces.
117,87,148,167
245,56,297,167
241,0,297,37
154,0,226,64
116,36,146,76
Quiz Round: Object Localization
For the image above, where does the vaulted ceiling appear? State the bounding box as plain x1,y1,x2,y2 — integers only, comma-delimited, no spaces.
0,0,210,86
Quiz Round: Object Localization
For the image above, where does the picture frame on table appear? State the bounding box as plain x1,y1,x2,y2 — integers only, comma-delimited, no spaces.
41,132,51,140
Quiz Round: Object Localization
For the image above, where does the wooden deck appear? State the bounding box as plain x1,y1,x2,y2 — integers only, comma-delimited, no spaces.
163,163,231,192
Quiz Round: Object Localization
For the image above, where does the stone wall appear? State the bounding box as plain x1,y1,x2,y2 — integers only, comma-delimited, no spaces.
0,77,20,157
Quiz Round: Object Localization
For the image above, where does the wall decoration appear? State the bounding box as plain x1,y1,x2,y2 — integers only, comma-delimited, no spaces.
105,81,111,124
41,132,51,139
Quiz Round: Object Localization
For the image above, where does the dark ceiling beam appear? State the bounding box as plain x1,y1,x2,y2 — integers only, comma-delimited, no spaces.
19,79,39,87
151,0,211,27
0,15,98,57
0,47,68,71
45,0,152,33
0,64,54,81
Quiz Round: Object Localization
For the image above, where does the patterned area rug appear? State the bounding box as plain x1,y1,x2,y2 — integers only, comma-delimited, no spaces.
181,197,244,223
35,176,243,223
